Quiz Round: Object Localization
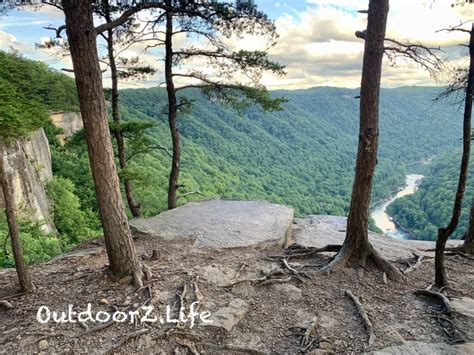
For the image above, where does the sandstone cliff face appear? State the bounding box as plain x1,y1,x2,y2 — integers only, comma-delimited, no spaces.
0,129,54,232
49,112,83,144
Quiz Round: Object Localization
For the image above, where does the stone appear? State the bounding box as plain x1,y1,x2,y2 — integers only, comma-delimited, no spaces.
207,299,249,332
200,265,234,286
38,339,49,350
99,298,109,305
270,283,302,301
137,334,156,349
451,297,474,318
129,200,294,249
372,341,474,355
232,283,257,297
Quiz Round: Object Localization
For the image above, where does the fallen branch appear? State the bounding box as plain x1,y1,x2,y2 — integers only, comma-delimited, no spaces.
403,254,424,274
345,290,376,347
414,289,453,314
234,262,249,279
177,191,204,200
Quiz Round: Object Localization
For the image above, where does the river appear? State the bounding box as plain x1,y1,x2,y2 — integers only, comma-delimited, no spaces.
371,174,424,240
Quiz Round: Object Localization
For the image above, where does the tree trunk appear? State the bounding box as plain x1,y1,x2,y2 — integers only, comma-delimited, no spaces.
322,0,403,282
435,24,474,287
0,144,34,293
165,8,180,210
462,198,474,254
105,19,142,217
62,0,144,285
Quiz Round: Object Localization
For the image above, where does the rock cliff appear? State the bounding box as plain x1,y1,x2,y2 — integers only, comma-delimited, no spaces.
0,129,54,232
49,111,83,144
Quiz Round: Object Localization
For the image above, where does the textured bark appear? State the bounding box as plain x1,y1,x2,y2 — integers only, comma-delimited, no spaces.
0,145,34,293
165,7,180,210
463,198,474,254
62,0,142,281
322,0,402,282
435,24,474,287
105,13,142,218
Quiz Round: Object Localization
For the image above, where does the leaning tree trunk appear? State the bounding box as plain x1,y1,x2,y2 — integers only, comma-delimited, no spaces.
105,25,142,218
62,0,144,286
323,0,403,282
435,24,474,287
0,145,34,293
165,8,180,210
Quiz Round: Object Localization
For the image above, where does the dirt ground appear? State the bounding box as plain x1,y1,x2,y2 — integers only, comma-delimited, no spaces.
0,233,473,354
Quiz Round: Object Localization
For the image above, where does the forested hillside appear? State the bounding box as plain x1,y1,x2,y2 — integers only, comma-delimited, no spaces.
388,150,474,240
112,86,463,217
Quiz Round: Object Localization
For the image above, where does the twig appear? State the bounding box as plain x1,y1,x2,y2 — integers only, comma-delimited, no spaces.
193,276,204,312
177,191,204,200
345,290,376,347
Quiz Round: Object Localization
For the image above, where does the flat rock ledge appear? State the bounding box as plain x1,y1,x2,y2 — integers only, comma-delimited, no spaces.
294,215,462,261
372,341,474,355
129,200,294,249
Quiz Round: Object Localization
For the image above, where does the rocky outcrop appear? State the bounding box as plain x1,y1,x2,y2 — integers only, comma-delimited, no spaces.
50,111,83,144
129,200,294,249
0,129,54,233
294,215,462,260
372,341,474,354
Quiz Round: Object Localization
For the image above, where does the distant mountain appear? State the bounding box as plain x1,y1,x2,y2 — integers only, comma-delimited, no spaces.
117,86,462,218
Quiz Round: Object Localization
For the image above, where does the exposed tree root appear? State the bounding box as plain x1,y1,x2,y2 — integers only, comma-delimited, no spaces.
282,243,342,259
192,276,204,312
132,263,153,289
78,319,115,337
300,316,318,347
224,268,299,288
402,252,433,274
445,251,474,260
234,262,249,279
0,300,14,310
322,245,405,282
197,342,266,355
103,328,149,354
345,290,376,347
414,289,453,315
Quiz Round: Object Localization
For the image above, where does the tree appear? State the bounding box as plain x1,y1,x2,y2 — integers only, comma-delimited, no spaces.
321,0,405,281
61,0,149,286
96,0,156,217
139,0,285,209
0,78,47,293
434,23,474,285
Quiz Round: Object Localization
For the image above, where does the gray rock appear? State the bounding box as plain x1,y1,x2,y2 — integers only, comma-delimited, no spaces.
294,215,462,261
270,283,302,301
208,299,249,332
130,200,294,249
200,265,235,286
372,341,474,355
451,297,474,318
232,283,257,297
0,128,54,233
38,339,49,350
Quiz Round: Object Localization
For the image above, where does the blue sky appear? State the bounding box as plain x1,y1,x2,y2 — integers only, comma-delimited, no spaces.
0,1,471,89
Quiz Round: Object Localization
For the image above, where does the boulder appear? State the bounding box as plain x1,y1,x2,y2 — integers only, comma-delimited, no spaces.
294,215,462,261
130,200,294,249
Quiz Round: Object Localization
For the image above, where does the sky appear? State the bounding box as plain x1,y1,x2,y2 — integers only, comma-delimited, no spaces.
0,0,473,90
